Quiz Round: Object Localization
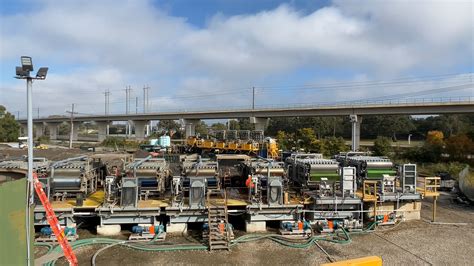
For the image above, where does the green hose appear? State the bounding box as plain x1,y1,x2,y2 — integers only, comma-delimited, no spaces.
35,221,379,266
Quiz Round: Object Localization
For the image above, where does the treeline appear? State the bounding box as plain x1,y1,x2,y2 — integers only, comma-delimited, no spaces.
0,105,20,142
266,114,474,141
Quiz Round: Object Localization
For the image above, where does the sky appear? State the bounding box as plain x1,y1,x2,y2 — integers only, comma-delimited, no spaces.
0,0,473,119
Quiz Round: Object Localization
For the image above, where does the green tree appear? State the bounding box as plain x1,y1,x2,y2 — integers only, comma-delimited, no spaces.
373,136,392,156
238,118,254,130
361,115,415,141
158,120,180,131
445,134,473,161
228,120,240,130
297,128,318,151
210,122,227,131
0,105,20,142
275,131,286,150
275,130,296,151
194,121,209,136
321,137,348,156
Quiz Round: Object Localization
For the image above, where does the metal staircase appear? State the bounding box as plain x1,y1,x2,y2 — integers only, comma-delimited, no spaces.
223,169,232,188
207,189,230,251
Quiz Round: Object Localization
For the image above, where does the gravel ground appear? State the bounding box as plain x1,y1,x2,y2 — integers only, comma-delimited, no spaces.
43,191,474,266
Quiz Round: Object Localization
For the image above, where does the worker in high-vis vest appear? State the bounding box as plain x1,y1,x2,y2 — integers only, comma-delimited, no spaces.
245,175,255,189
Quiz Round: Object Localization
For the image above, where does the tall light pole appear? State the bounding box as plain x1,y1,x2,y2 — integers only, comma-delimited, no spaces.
15,56,48,266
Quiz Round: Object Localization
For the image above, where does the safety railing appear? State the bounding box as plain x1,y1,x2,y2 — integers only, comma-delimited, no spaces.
417,176,441,198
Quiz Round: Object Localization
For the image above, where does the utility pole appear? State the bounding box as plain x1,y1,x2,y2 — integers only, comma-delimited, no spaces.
36,107,40,119
252,87,255,109
125,86,130,114
136,96,138,114
143,85,150,113
143,86,146,113
147,86,150,112
104,89,110,115
66,104,78,149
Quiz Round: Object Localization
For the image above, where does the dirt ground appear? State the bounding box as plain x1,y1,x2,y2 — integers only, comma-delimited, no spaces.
33,191,474,266
0,146,85,161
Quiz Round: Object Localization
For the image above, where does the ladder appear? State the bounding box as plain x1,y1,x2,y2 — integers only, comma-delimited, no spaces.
33,173,78,266
207,189,230,251
223,169,232,188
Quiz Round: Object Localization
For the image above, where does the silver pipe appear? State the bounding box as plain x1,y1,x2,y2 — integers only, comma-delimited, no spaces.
51,155,87,168
130,155,152,169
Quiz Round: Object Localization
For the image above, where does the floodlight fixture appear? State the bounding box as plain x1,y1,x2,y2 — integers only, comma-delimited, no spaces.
36,67,48,79
16,66,29,77
21,56,33,72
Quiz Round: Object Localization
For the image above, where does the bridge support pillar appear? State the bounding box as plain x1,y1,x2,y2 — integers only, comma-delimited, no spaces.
20,124,27,136
250,117,268,132
350,115,362,151
34,123,44,138
133,120,149,140
183,119,200,138
45,122,61,140
95,121,110,142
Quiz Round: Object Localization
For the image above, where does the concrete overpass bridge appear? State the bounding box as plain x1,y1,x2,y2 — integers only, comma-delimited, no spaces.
19,97,474,151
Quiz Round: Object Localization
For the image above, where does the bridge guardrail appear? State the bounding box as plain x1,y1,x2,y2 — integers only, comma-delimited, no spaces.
19,96,474,120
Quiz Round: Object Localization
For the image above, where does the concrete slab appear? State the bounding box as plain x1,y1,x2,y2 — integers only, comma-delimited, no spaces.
166,223,188,235
245,221,266,232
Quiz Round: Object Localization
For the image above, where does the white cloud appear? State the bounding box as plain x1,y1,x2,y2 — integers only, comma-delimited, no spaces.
0,0,472,116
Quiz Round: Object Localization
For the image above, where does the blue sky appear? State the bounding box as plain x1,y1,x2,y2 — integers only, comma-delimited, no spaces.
0,0,472,118
154,0,331,27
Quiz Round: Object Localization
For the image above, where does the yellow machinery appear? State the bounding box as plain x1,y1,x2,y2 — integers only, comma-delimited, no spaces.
186,136,198,147
321,256,382,266
226,142,239,151
35,144,49,150
214,141,226,151
239,141,259,154
185,135,278,157
264,139,279,158
198,139,214,150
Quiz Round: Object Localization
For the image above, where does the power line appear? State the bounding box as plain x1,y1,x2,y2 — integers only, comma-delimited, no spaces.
358,83,473,102
255,72,472,90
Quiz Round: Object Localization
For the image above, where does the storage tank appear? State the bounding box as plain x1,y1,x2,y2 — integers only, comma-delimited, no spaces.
159,136,171,147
